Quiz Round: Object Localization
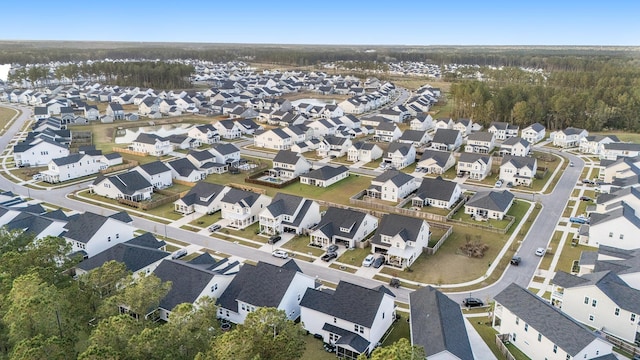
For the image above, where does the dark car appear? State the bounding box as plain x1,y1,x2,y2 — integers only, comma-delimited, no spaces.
389,278,400,288
268,235,281,244
208,224,222,232
321,252,337,262
510,256,522,266
463,297,484,307
579,196,592,202
327,244,338,253
373,256,385,268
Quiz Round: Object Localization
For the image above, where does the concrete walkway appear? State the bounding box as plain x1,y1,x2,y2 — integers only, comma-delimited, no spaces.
465,317,498,360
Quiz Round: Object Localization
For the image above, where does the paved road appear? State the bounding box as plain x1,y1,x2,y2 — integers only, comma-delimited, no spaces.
0,103,582,305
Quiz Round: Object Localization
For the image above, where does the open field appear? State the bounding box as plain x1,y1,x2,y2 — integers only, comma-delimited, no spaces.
0,106,18,134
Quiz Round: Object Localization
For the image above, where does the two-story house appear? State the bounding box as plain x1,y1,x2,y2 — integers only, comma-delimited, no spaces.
431,128,462,152
416,149,456,175
488,122,519,140
131,160,173,189
370,214,430,269
500,155,538,187
90,171,154,202
347,142,383,163
41,153,106,183
383,142,416,170
258,193,321,235
220,188,272,229
366,170,419,203
500,137,531,157
410,114,434,131
553,127,589,148
187,124,220,144
13,138,70,167
586,202,640,249
254,128,294,150
270,150,312,179
453,118,473,136
167,158,206,183
130,133,173,156
63,211,137,258
309,207,378,249
213,119,242,139
316,136,352,158
464,131,496,154
397,130,430,147
374,122,402,142
173,182,230,215
457,153,492,180
209,143,241,167
521,122,546,144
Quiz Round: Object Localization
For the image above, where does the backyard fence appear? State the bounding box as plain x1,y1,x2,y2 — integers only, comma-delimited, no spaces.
494,334,517,360
172,179,196,187
112,147,147,157
99,160,138,174
244,170,299,189
424,223,453,255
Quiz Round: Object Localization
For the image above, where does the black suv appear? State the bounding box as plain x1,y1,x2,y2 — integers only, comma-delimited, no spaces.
510,256,522,266
321,252,337,262
268,235,281,244
463,297,484,307
389,278,400,288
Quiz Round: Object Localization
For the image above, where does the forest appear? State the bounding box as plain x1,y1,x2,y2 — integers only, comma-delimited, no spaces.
0,229,422,360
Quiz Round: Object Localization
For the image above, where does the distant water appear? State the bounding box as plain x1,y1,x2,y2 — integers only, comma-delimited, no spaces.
115,123,193,144
291,98,337,107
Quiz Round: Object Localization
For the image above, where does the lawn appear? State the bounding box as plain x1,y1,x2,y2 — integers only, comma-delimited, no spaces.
538,231,565,270
450,200,528,231
575,198,593,216
380,311,410,346
336,247,371,267
301,335,334,360
189,212,222,228
362,158,383,169
555,239,591,274
225,222,264,242
144,201,185,221
0,106,18,134
562,201,575,218
470,320,508,360
591,131,640,143
282,235,325,257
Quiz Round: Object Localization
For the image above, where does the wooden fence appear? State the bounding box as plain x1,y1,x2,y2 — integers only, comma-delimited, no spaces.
446,215,515,235
112,147,147,157
244,170,299,189
99,160,138,174
494,334,516,360
172,179,197,187
228,183,267,195
424,223,453,255
604,333,640,357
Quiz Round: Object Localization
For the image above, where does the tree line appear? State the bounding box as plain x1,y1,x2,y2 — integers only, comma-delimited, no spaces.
0,229,422,360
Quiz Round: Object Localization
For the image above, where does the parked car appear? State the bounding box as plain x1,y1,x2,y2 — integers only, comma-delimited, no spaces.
373,256,385,268
569,161,574,167
362,254,375,267
510,256,522,266
268,235,281,244
582,179,594,184
579,196,592,202
171,248,187,259
494,179,503,188
535,247,546,256
208,224,222,232
389,278,400,288
32,173,42,181
569,216,590,224
272,250,289,259
321,252,337,262
327,244,338,253
463,297,484,307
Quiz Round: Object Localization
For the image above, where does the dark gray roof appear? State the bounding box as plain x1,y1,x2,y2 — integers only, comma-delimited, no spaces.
76,242,169,272
133,133,167,144
322,323,370,353
399,129,427,142
409,286,474,359
466,190,514,212
458,152,490,165
419,149,452,167
221,188,260,208
432,128,460,145
501,155,537,170
125,232,166,249
41,209,69,221
371,213,425,245
376,121,397,131
467,131,494,142
168,158,200,177
52,153,85,166
300,281,393,328
386,142,412,156
109,211,133,224
273,150,303,165
63,212,110,243
494,283,602,356
95,171,153,195
562,127,586,135
216,261,301,312
413,176,459,202
351,141,377,151
271,128,290,139
303,165,348,181
554,271,640,314
590,202,640,229
526,122,545,132
579,250,598,267
210,142,240,156
178,182,227,207
3,211,59,238
502,136,530,147
188,149,216,162
153,259,217,311
104,153,122,160
603,142,640,151
314,207,369,241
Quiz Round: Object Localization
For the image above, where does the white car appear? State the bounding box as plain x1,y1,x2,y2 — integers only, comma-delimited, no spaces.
494,180,503,188
535,247,546,256
272,250,289,259
362,254,375,267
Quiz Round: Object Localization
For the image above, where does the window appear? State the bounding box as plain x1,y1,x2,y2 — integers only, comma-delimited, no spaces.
553,345,557,353
354,324,364,334
615,308,620,316
592,299,597,308
589,314,594,322
116,233,119,239
524,324,528,332
515,317,519,325
329,333,340,343
333,317,337,324
584,296,589,304
566,355,571,360
538,333,542,342
382,312,385,319
241,304,245,311
609,232,613,237
620,234,624,240
631,314,636,322
107,236,111,242
512,333,516,342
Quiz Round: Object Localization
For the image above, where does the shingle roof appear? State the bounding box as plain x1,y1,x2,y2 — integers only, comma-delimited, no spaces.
399,129,427,142
467,131,494,142
95,171,153,195
386,142,412,156
63,212,110,243
153,259,217,311
300,281,393,327
553,271,640,314
221,188,260,207
303,165,348,181
409,286,474,359
590,202,640,229
273,150,303,165
76,242,169,273
458,152,490,165
178,182,227,207
466,190,514,212
371,213,425,245
52,153,86,166
432,128,460,144
210,143,240,155
502,136,530,147
501,155,537,170
322,323,370,353
413,176,459,202
138,160,171,175
372,170,414,187
494,283,601,357
314,207,369,241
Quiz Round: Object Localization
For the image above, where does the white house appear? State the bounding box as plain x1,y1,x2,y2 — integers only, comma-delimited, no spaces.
254,128,294,150
553,127,589,148
374,122,402,142
488,122,519,140
309,207,378,249
457,153,492,180
41,153,106,183
300,165,349,188
397,130,430,148
347,142,383,163
383,142,416,170
465,190,515,220
521,123,546,144
90,171,154,202
409,114,434,131
366,170,419,203
187,124,220,144
13,138,70,167
130,133,173,156
186,150,228,175
500,137,531,157
431,129,462,152
370,213,430,269
300,281,395,358
500,155,538,187
271,150,312,179
601,143,640,161
492,283,613,360
464,131,495,154
316,136,352,158
63,212,137,258
174,182,230,215
434,117,454,130
131,160,173,189
411,176,462,210
209,143,241,166
217,260,316,324
220,188,272,229
258,193,321,235
586,202,640,249
416,149,456,175
213,119,243,139
166,158,206,183
453,118,473,136
551,270,640,345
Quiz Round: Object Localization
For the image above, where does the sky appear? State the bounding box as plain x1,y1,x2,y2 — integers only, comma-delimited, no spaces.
0,0,639,46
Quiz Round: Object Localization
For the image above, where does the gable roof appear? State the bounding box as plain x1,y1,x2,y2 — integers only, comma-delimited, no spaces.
413,176,459,202
467,131,494,142
466,190,514,212
410,286,474,359
300,281,393,327
94,171,153,195
210,142,240,156
502,136,530,147
501,155,537,170
303,165,348,181
63,212,111,243
220,188,260,207
76,242,169,273
399,129,427,142
494,283,604,357
153,259,217,311
525,122,545,132
419,149,452,167
137,160,171,175
458,152,490,165
314,207,370,240
178,182,227,207
273,150,303,165
168,158,200,177
372,169,415,187
386,142,412,156
432,128,460,144
371,213,425,245
553,271,640,314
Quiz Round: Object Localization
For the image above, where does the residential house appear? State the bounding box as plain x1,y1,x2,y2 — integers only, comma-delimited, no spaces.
416,149,456,175
213,119,242,139
553,127,589,148
488,122,519,140
593,187,640,215
168,135,197,150
457,153,492,180
270,150,312,179
258,193,321,236
34,106,49,120
130,133,172,156
131,160,173,189
586,202,640,249
40,153,106,183
90,171,154,202
370,214,430,268
453,118,473,136
217,260,316,324
101,153,123,167
431,129,462,152
465,190,515,220
187,124,220,144
464,131,496,154
347,142,383,163
575,245,640,289
410,114,434,131
236,118,261,134
308,118,338,138
300,281,395,359
383,142,416,170
492,283,613,360
500,137,531,157
579,135,619,156
411,176,462,209
409,286,474,360
63,211,137,258
220,188,271,229
254,128,294,150
13,138,70,167
374,122,402,142
434,117,454,130
0,206,68,241
601,143,640,161
366,170,419,203
209,143,241,167
500,155,537,187
309,207,378,249
598,155,640,183
138,97,160,116
521,122,546,144
300,165,349,188
317,136,352,158
106,102,125,120
174,182,230,215
398,130,430,147
167,158,206,183
551,270,640,344
186,150,228,175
